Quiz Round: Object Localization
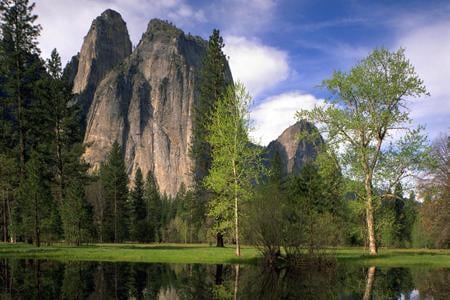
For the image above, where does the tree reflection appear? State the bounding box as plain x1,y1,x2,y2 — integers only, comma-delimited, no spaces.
0,258,447,299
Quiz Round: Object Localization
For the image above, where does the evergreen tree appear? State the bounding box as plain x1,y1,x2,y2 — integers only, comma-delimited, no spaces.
19,151,51,246
129,168,147,242
45,48,86,204
100,141,129,242
144,170,161,242
0,0,43,175
191,29,229,183
284,163,323,254
269,151,284,185
0,154,17,242
61,179,93,245
190,29,229,247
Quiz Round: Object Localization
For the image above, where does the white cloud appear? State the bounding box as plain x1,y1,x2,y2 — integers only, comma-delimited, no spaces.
397,20,450,138
224,36,290,97
250,92,324,145
211,0,276,35
35,0,205,64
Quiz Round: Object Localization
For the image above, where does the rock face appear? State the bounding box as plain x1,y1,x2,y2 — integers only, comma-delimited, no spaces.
70,10,320,196
266,120,322,176
83,19,211,196
72,9,132,122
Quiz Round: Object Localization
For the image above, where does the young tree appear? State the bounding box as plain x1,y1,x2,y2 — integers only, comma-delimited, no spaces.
144,170,161,242
297,48,430,255
129,168,147,242
100,141,129,243
204,83,263,256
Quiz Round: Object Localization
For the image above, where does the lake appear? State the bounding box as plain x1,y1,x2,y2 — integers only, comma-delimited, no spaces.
0,258,448,299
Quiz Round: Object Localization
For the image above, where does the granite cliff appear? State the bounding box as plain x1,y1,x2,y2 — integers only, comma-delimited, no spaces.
265,121,322,176
70,9,132,123
68,9,320,196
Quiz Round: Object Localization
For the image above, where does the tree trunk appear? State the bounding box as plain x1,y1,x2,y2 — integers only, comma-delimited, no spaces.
6,196,14,243
114,185,117,243
365,176,377,255
2,190,7,242
233,161,240,256
233,264,240,300
216,232,224,247
215,264,223,285
34,196,40,247
363,266,376,300
56,118,64,204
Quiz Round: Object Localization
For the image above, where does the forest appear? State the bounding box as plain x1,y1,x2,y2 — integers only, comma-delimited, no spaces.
0,0,448,267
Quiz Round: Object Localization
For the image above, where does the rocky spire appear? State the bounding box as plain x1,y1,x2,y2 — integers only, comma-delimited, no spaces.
266,120,323,175
72,9,132,122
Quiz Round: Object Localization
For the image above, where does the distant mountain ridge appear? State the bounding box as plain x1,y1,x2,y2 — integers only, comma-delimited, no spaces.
66,9,321,196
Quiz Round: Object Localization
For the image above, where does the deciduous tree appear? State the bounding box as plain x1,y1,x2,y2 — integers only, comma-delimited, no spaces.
205,83,263,256
297,48,430,255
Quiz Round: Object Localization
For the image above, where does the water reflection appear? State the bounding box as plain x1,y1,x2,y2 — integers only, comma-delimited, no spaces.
0,258,448,299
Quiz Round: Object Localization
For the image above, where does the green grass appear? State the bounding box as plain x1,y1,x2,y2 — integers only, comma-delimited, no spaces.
333,247,450,267
0,242,259,264
0,242,448,267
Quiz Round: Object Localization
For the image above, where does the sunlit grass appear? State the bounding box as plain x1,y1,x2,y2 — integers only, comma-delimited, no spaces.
0,243,448,267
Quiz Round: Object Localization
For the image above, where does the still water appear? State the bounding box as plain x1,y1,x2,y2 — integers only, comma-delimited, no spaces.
0,259,448,299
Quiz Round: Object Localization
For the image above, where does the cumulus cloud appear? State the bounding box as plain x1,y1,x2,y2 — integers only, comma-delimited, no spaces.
35,0,206,64
224,36,290,97
397,20,450,138
250,92,324,145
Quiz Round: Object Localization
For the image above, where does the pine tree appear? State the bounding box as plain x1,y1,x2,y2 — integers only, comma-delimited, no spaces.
191,29,229,183
100,141,129,242
144,170,161,242
129,168,147,242
20,151,51,246
61,179,93,245
0,154,17,242
45,49,86,204
0,0,43,176
269,151,284,185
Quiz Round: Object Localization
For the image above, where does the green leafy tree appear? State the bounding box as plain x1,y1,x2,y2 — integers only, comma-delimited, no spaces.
204,83,263,256
415,134,449,248
100,141,129,242
144,170,161,242
297,48,430,255
129,168,147,242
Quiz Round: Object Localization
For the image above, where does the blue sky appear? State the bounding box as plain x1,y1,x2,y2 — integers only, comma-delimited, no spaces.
36,0,450,145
